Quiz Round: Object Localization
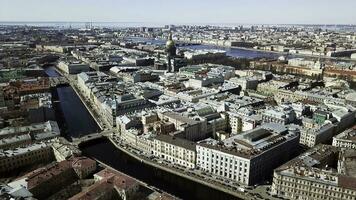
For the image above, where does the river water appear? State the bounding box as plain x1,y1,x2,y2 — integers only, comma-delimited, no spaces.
127,37,284,59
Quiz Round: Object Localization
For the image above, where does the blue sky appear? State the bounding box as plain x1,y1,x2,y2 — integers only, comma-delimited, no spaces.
0,0,355,24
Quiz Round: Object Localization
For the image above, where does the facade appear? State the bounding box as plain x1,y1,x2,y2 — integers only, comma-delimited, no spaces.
196,123,300,185
0,134,31,149
0,121,60,149
262,106,296,125
158,111,207,141
71,168,140,200
6,157,96,199
153,134,196,169
0,143,53,174
300,123,336,148
271,145,356,200
0,120,60,140
332,126,356,149
57,60,90,74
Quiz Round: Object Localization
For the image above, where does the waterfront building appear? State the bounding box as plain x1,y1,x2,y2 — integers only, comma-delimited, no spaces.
70,168,140,200
153,134,196,169
196,123,300,185
271,145,356,200
57,58,90,74
120,128,156,155
183,49,226,61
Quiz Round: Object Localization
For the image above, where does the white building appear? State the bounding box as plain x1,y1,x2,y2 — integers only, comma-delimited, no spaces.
332,126,356,149
57,60,90,74
196,123,300,185
153,134,196,169
300,123,336,148
271,145,356,200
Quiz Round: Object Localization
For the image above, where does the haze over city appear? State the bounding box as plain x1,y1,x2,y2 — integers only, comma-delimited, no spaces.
1,0,356,24
1,1,356,200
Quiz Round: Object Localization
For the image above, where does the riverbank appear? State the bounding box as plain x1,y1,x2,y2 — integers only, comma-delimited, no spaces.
44,66,100,139
94,159,180,199
137,36,355,61
107,137,252,200
52,67,105,130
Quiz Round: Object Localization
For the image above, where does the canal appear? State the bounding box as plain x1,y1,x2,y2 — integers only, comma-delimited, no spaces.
45,67,100,139
80,138,240,200
45,66,240,200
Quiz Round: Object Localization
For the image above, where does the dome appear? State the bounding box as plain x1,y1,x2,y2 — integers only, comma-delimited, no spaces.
166,40,175,48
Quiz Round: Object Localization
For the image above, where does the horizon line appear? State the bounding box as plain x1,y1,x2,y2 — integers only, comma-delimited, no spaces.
0,21,355,26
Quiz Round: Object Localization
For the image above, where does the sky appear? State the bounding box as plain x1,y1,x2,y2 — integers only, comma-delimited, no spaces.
0,0,355,25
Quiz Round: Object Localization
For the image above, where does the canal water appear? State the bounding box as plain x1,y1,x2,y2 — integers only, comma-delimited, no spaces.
45,67,100,139
80,138,240,200
44,66,241,199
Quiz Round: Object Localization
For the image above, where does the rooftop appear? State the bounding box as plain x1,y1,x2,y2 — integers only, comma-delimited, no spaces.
155,134,196,151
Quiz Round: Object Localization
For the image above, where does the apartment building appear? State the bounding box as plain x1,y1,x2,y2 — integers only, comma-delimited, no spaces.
196,123,300,185
153,134,196,169
271,145,356,200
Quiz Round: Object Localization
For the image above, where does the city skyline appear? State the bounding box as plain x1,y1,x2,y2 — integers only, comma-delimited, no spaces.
1,0,356,25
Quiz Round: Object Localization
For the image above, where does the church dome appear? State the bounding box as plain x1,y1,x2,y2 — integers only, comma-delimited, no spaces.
166,39,175,48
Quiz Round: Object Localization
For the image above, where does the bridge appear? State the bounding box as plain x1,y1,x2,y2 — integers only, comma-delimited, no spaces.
49,76,69,87
72,129,115,146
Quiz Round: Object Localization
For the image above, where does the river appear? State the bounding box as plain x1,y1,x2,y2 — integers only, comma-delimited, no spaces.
127,37,284,59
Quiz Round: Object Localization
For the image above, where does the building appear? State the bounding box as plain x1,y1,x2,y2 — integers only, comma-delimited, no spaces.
6,157,96,199
57,59,90,74
132,71,159,83
184,49,226,61
153,134,196,169
158,111,207,141
299,123,336,148
196,123,300,185
0,121,60,149
0,143,53,174
51,137,82,161
262,106,296,125
332,126,356,149
0,134,31,150
271,145,356,200
0,120,60,140
70,168,140,200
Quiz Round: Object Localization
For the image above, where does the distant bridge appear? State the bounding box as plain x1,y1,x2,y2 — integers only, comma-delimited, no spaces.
49,76,69,87
72,129,114,146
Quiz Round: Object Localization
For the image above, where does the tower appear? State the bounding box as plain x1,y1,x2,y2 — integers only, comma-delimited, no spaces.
166,32,176,72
